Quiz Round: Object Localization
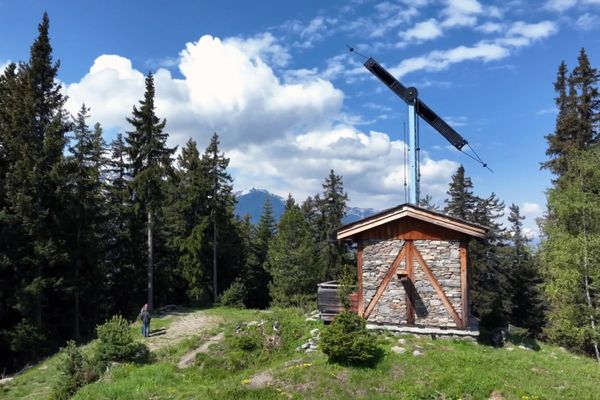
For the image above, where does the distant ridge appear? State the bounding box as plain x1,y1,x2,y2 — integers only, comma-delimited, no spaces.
234,188,377,225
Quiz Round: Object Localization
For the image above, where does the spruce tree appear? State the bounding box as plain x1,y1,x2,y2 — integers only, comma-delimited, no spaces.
469,193,511,328
543,49,599,179
170,138,211,303
245,198,276,308
318,170,349,281
541,148,600,360
266,204,319,307
444,165,476,221
419,194,439,211
199,133,238,302
507,204,545,335
64,105,107,339
126,72,176,310
3,12,70,349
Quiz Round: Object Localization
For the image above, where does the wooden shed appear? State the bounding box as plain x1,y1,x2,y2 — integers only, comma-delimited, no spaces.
337,204,487,335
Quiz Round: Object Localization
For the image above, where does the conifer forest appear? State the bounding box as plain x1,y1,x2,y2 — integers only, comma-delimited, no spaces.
1,13,599,374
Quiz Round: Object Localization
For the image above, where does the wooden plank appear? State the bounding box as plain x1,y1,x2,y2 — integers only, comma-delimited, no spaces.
363,245,406,319
460,241,469,328
412,245,462,326
406,241,415,325
357,241,364,317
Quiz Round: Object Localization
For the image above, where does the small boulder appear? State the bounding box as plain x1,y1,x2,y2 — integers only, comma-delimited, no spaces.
310,328,320,337
412,350,424,356
391,346,406,354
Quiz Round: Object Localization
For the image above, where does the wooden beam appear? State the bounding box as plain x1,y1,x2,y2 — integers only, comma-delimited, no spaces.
363,244,406,319
357,241,364,317
412,246,462,326
406,241,415,325
460,241,468,328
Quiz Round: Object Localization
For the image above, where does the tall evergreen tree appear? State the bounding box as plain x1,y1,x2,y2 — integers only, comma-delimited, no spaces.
266,204,319,307
3,12,71,352
126,72,176,310
444,165,476,221
541,148,600,361
469,193,511,328
543,49,599,178
64,105,107,339
199,133,238,302
507,204,545,335
245,199,276,308
170,138,211,303
318,170,349,281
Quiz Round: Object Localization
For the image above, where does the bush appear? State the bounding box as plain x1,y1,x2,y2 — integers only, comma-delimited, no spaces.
320,311,382,367
50,341,100,400
95,315,149,363
220,278,248,308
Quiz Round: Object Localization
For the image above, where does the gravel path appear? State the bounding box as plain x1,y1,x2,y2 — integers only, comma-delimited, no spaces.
145,310,222,352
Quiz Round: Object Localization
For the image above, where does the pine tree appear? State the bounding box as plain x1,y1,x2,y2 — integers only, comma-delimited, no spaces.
469,193,512,329
170,138,211,303
3,13,70,350
245,199,276,308
541,148,600,360
543,49,599,178
64,105,107,339
266,204,319,307
507,204,545,335
199,133,238,302
444,165,476,221
126,72,176,310
318,170,349,281
419,194,439,211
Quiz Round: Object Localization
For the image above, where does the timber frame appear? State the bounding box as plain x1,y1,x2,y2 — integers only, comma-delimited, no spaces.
337,204,486,331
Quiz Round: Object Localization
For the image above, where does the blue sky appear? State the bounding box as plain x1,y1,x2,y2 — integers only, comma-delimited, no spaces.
1,0,600,237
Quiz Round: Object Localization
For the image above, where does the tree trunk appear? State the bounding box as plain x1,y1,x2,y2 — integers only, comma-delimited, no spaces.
148,208,154,310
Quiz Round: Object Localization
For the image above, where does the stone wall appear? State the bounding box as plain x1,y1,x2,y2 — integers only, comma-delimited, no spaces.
362,239,463,328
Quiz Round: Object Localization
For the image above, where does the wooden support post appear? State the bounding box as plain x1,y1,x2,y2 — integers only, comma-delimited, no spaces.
412,245,462,326
363,245,406,319
460,241,469,329
357,241,364,317
406,241,415,325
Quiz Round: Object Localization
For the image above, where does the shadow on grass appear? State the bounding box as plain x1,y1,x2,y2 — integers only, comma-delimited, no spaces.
327,347,386,369
149,329,167,337
477,325,541,351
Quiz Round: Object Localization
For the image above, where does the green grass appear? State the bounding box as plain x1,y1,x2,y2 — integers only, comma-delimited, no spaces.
3,307,600,400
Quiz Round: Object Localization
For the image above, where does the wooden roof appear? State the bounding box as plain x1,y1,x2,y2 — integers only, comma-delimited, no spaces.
337,203,487,240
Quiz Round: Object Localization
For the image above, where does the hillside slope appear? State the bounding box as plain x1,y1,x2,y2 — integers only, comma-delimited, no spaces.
1,307,599,400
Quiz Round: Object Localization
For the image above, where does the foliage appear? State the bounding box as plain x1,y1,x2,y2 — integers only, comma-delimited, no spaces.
50,341,100,400
320,311,382,367
95,315,149,363
507,204,545,335
220,278,248,308
337,265,357,311
541,148,600,357
266,204,320,308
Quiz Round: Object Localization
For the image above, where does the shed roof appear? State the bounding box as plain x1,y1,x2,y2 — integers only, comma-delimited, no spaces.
337,203,487,240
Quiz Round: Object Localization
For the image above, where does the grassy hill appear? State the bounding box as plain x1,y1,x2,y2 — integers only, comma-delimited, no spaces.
1,306,599,400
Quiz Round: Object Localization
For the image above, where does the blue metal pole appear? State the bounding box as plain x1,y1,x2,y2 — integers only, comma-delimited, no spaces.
407,103,419,205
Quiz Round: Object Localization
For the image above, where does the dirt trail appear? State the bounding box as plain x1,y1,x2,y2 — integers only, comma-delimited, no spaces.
145,310,222,352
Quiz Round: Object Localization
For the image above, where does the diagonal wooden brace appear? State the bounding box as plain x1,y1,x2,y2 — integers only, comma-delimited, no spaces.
363,245,406,319
412,245,462,326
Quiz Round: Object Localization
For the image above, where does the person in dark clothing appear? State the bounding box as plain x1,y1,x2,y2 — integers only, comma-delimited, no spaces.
140,304,151,337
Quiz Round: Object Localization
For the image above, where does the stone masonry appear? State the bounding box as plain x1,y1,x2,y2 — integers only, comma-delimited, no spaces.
362,239,462,328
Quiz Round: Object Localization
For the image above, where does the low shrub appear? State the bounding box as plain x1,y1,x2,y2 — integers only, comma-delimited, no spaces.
95,315,149,363
50,341,100,400
320,311,382,367
220,278,248,308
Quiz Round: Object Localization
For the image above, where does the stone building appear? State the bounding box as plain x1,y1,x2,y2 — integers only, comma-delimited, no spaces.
337,204,486,335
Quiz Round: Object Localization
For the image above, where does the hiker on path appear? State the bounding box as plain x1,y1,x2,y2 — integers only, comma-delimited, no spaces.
140,304,151,337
